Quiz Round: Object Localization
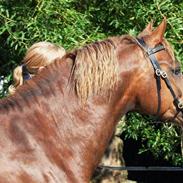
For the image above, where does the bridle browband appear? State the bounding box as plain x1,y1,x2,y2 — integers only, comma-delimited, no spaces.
135,37,183,118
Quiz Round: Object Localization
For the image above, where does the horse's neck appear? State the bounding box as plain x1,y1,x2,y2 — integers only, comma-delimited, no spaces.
58,89,134,180
80,63,138,178
56,100,115,180
52,51,136,180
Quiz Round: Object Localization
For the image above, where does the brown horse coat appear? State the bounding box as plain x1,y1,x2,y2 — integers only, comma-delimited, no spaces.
0,18,183,183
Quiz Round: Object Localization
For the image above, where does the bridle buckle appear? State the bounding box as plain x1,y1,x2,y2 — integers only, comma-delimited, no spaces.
155,69,167,78
161,71,167,79
155,69,161,76
178,101,183,109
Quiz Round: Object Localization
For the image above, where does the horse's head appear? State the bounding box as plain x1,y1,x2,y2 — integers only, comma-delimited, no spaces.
128,18,183,126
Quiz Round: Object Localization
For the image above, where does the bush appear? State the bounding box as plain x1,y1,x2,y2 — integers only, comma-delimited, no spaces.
122,113,183,166
0,0,105,96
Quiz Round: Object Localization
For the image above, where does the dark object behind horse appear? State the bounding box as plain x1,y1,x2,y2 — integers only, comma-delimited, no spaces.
0,18,182,183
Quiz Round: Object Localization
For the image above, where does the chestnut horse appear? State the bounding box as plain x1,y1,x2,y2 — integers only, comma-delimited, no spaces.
0,18,183,183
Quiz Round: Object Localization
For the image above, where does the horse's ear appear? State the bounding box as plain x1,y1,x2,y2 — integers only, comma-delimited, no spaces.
149,17,167,44
138,21,153,37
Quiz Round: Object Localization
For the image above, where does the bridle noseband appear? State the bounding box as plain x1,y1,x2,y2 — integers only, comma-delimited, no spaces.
135,38,183,119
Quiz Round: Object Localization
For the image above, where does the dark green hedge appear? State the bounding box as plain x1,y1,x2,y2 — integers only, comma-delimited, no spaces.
0,0,183,165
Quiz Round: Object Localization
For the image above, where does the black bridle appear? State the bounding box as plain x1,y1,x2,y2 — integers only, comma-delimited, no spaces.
98,37,183,172
136,38,164,116
135,38,183,118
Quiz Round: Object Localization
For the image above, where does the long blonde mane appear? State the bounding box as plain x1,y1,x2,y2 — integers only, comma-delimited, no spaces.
0,36,133,112
72,37,124,101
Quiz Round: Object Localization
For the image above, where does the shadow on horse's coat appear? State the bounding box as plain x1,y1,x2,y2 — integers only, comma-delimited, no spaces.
0,18,183,183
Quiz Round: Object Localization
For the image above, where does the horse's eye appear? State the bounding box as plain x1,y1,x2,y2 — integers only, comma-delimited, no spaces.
172,67,181,76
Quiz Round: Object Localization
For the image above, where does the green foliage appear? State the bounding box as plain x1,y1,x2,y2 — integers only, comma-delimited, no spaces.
0,0,183,165
74,0,182,59
122,113,183,166
0,0,105,96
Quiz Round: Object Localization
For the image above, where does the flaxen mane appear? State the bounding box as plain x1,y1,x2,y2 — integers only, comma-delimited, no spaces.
0,36,135,112
72,35,135,101
72,38,120,101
